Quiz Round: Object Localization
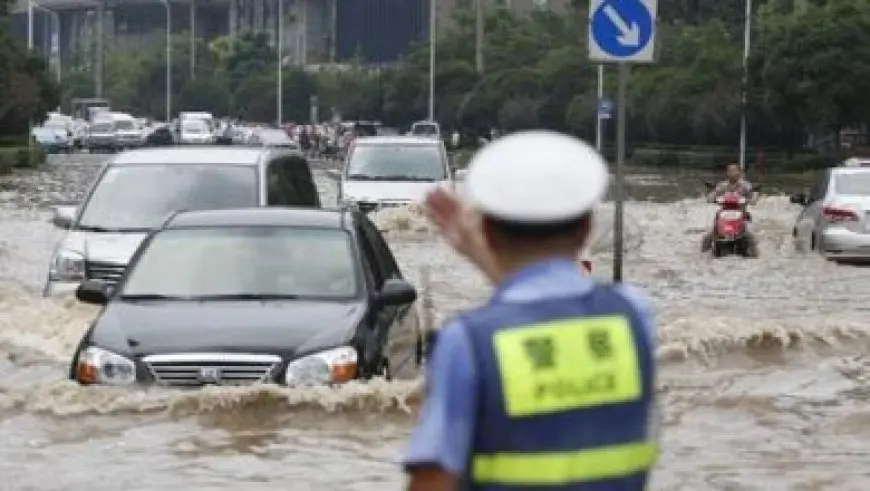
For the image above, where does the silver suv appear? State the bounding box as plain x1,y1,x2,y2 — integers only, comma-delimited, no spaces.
791,158,870,259
44,146,319,297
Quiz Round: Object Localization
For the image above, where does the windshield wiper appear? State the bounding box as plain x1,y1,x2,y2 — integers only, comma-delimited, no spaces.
346,173,381,180
374,175,438,182
119,294,185,301
76,225,151,233
187,293,301,300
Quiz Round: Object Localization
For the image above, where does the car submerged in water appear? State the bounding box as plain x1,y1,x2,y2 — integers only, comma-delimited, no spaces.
70,207,423,388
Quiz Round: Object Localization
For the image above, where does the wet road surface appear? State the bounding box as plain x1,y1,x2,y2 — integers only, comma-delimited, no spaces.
0,154,868,490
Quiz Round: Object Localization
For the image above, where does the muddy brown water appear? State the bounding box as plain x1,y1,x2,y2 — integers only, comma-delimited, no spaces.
1,157,868,490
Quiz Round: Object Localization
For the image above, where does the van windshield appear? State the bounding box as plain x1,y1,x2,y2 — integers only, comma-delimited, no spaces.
347,144,447,181
78,164,259,231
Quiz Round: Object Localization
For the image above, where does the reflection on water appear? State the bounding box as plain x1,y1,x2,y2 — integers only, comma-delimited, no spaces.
0,159,868,490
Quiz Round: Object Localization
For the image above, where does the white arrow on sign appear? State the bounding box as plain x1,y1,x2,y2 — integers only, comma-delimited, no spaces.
603,5,640,47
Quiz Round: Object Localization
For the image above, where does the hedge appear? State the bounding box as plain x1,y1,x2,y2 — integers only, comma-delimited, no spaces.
0,146,47,175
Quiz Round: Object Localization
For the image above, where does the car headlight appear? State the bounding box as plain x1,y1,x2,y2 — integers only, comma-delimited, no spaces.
75,346,136,385
49,249,85,282
284,346,358,387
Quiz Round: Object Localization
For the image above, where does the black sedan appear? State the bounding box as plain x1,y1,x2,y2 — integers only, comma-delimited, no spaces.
70,207,423,388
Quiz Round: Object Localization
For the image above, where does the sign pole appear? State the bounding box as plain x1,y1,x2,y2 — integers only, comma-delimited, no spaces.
613,62,628,283
588,0,656,284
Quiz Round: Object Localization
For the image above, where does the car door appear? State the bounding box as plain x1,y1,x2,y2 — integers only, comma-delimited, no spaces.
796,170,830,248
358,216,420,375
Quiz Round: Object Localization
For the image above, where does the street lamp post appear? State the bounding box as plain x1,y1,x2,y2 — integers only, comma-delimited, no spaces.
161,0,172,122
27,0,34,50
189,0,196,80
428,0,435,120
277,0,283,126
474,0,483,73
738,0,752,171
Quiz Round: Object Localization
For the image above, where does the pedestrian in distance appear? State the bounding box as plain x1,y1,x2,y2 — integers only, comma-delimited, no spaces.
404,130,659,491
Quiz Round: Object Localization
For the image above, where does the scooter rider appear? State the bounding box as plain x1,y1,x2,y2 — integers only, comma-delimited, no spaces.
702,162,759,253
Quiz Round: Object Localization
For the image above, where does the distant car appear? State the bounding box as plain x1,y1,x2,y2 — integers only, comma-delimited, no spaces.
791,159,870,260
69,207,422,387
144,125,174,146
409,120,440,139
338,136,455,212
44,146,320,297
250,128,299,149
32,127,70,154
179,120,214,145
86,120,117,153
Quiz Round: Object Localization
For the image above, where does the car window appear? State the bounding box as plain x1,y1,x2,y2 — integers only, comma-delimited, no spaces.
356,226,385,287
90,123,113,133
347,144,447,181
266,156,319,207
123,226,360,299
808,171,829,202
833,171,870,196
78,164,259,230
411,124,439,137
115,120,134,130
359,217,400,280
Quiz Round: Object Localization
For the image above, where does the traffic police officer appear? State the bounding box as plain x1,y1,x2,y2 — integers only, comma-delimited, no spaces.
403,130,658,491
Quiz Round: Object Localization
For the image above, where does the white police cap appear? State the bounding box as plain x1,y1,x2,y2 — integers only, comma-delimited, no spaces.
465,130,609,223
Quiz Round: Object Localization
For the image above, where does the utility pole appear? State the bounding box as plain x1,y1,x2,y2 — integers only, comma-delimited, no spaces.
95,1,105,97
189,0,196,80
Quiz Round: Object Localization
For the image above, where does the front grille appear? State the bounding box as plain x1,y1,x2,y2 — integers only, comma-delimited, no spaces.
86,261,126,286
143,353,281,387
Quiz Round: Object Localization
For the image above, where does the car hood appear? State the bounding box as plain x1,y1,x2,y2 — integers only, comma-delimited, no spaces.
92,300,366,357
61,230,149,265
343,180,443,203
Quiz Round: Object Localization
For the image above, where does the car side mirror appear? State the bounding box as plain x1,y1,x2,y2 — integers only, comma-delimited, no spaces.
51,205,76,229
703,181,715,191
790,193,806,205
377,278,417,306
75,279,113,305
325,169,341,181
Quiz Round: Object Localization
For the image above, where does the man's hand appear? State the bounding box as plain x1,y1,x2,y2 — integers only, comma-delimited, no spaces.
424,187,500,283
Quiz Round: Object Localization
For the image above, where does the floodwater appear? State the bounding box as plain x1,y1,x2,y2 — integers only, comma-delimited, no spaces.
1,155,869,490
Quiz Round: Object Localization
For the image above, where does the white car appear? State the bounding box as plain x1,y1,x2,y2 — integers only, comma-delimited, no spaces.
179,121,214,144
337,136,455,212
791,159,870,260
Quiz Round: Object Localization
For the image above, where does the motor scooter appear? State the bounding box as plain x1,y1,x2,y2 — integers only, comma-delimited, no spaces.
703,182,759,258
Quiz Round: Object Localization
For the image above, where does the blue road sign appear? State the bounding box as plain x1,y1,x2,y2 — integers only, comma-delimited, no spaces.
598,98,614,119
588,0,658,63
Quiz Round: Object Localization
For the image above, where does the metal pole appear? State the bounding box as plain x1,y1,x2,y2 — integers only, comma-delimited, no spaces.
189,0,195,80
427,0,435,120
738,0,752,171
613,63,628,283
95,2,104,97
595,64,603,152
27,0,34,49
474,0,483,73
277,0,283,126
163,0,172,122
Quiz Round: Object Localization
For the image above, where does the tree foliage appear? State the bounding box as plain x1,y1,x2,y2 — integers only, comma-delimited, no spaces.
0,0,60,135
56,0,870,150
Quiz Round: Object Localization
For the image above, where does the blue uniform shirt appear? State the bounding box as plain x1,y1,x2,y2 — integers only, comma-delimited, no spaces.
402,258,656,476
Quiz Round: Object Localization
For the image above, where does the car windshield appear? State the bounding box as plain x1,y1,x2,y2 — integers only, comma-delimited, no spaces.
115,120,134,130
77,164,258,230
834,172,870,195
411,124,438,136
347,144,446,181
91,123,113,133
122,226,359,299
